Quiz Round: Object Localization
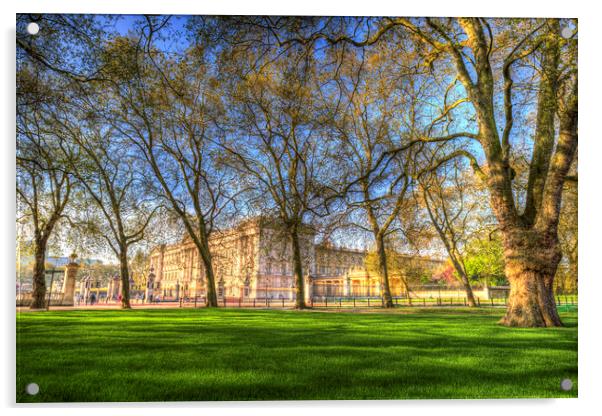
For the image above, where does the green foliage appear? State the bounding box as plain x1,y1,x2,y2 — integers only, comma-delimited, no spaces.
463,235,507,285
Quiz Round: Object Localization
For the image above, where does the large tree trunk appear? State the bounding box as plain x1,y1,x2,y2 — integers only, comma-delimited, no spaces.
447,257,477,307
400,276,410,299
290,228,307,309
198,240,218,307
499,228,563,327
30,238,48,309
118,249,132,309
458,271,477,307
375,234,394,308
203,265,218,307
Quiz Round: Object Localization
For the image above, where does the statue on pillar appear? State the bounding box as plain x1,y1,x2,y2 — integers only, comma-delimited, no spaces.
61,253,80,306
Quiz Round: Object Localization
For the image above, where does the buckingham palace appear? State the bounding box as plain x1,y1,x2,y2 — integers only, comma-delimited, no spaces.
148,217,441,302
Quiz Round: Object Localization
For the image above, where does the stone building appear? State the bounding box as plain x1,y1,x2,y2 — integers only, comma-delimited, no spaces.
148,217,442,301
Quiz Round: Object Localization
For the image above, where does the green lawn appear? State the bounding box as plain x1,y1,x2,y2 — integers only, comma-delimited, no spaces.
16,307,578,402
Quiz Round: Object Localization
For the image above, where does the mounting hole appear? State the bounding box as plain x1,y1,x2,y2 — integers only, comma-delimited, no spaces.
26,22,40,36
25,382,39,395
560,378,573,391
561,27,573,39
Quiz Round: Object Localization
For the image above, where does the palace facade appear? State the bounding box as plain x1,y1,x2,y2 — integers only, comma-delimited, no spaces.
147,217,443,301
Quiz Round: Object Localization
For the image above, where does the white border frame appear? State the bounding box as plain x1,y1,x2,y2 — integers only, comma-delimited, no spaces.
3,1,599,415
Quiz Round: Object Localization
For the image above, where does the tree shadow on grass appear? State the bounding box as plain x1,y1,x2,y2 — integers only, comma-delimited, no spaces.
16,309,577,402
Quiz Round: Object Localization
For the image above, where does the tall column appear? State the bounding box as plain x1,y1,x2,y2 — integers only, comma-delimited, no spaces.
344,274,351,297
304,275,313,304
61,255,80,306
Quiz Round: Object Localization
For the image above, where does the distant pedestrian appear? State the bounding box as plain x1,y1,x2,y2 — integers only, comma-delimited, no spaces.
90,293,96,305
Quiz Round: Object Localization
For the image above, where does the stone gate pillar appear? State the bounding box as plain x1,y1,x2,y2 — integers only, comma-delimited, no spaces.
61,254,80,306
